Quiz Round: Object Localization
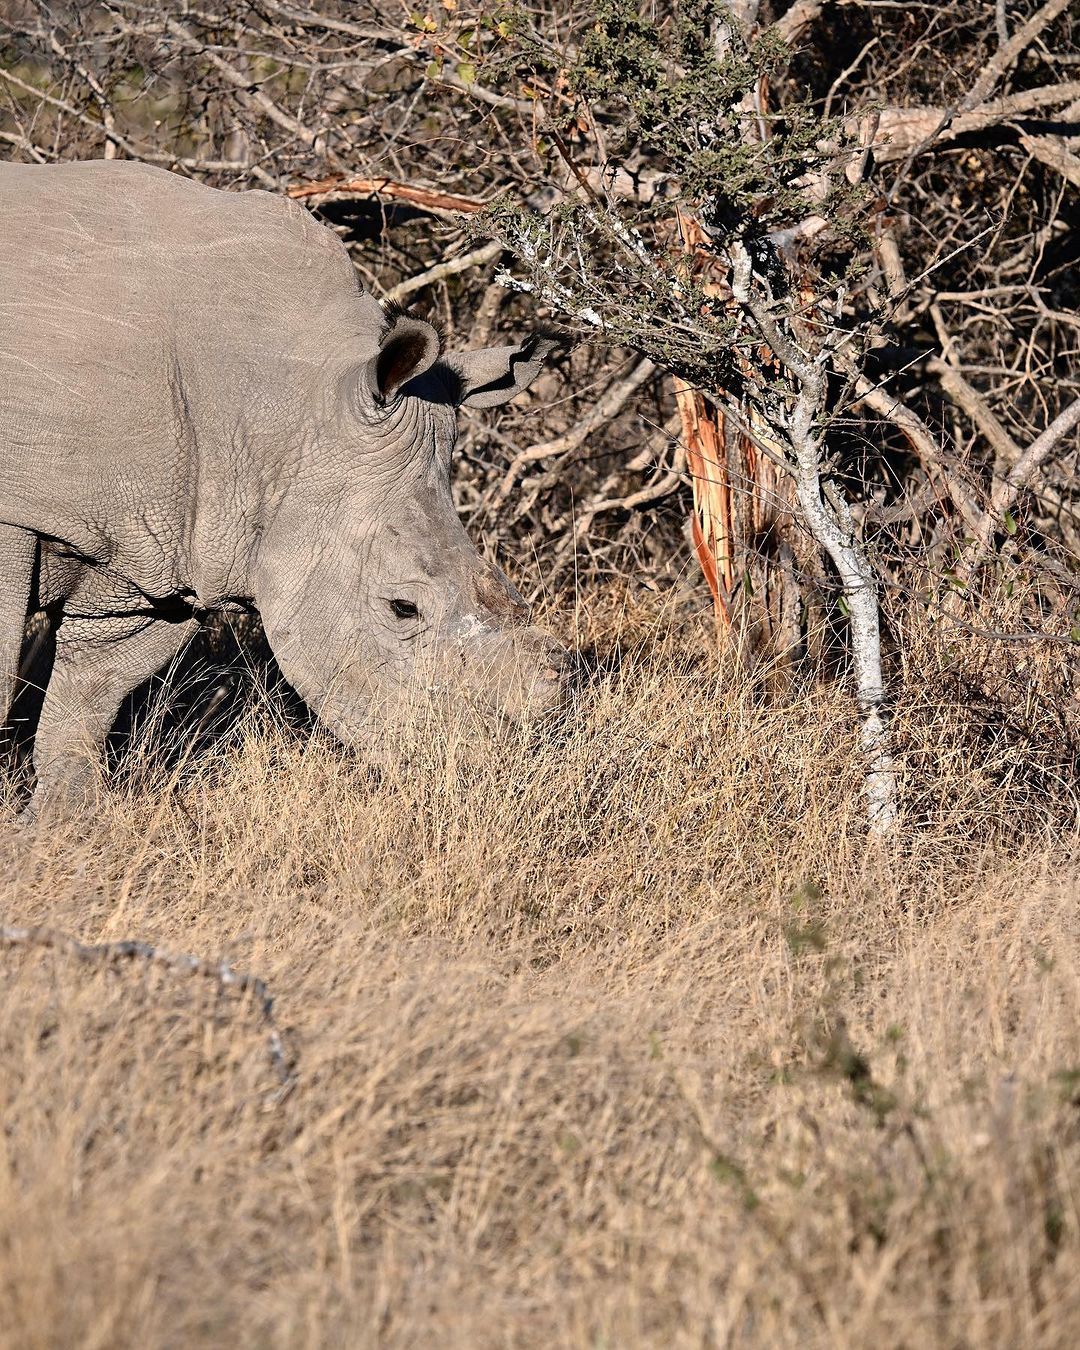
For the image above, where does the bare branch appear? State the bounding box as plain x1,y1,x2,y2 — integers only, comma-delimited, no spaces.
926,356,1019,475
1019,131,1080,187
163,16,319,145
960,0,1074,112
771,0,825,44
287,175,488,216
1,923,295,1091
493,358,658,508
383,241,504,305
999,395,1080,509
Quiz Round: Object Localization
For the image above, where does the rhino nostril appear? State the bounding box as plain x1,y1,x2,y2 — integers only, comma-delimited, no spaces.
539,645,574,683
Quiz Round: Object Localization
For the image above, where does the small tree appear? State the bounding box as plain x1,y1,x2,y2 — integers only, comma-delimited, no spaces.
480,1,898,832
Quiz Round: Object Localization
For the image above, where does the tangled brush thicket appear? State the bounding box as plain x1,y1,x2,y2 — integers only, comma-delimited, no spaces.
6,1,1078,757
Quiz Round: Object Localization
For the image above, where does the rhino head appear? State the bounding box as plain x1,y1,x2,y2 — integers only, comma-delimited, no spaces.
250,308,571,754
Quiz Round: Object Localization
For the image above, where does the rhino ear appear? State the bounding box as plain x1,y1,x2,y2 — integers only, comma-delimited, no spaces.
368,311,441,403
450,335,556,409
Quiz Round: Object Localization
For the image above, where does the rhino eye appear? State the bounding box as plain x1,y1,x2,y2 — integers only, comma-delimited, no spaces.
389,598,420,621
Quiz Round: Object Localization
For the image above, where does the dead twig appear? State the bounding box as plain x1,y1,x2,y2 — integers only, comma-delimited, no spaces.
492,357,657,509
383,241,504,305
926,353,1019,476
961,0,1074,112
844,367,988,536
547,436,688,579
1,923,295,1094
950,395,1080,585
287,175,488,216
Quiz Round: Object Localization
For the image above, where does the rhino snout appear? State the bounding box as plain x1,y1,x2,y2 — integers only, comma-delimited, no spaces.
536,637,574,687
516,631,576,712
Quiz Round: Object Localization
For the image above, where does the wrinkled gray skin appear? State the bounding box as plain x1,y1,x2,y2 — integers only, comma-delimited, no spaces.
0,160,569,811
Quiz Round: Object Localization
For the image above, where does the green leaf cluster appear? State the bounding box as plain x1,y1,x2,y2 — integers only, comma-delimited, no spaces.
491,0,857,238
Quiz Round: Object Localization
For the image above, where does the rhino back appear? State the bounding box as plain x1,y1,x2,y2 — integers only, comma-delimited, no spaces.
0,160,375,599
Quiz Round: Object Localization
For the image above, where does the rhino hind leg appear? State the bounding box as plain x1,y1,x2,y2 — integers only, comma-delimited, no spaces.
28,602,197,814
0,526,35,732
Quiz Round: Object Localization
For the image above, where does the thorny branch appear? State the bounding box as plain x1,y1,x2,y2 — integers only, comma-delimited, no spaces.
1,923,296,1093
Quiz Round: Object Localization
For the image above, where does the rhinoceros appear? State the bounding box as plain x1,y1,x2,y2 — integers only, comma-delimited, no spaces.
0,159,570,810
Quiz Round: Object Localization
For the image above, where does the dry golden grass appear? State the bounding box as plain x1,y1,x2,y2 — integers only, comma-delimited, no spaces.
1,587,1079,1348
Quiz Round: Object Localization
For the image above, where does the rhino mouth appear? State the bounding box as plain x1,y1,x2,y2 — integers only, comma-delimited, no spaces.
309,638,576,758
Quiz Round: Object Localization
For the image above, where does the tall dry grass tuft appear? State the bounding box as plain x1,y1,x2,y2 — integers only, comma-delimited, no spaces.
1,587,1078,1348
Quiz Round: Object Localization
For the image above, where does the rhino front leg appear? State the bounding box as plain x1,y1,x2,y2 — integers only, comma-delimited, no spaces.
0,526,35,731
29,608,197,814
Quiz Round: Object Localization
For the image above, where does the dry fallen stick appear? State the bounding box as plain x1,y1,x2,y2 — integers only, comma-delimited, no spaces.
1,923,295,1093
287,175,488,216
